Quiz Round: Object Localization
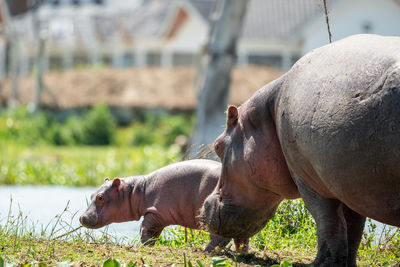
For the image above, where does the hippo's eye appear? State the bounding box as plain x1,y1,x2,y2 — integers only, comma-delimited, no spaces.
96,193,105,204
214,139,225,159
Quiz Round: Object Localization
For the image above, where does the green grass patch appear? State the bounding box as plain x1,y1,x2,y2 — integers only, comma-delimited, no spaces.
0,199,399,266
0,105,194,186
0,144,181,186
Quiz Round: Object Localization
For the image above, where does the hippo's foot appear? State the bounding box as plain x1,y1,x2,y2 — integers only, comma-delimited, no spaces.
233,238,249,253
310,238,347,267
295,178,365,267
204,234,231,252
141,236,158,246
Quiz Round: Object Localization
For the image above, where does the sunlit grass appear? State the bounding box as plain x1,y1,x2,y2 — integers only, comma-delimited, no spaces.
0,143,182,186
1,198,399,266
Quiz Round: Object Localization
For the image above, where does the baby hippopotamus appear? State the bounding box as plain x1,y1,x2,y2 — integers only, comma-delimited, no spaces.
79,159,248,252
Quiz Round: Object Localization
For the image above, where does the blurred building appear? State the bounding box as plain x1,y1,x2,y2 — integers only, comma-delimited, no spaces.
3,0,400,76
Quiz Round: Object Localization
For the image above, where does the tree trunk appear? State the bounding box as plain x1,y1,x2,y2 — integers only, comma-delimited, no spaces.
32,5,45,112
190,0,248,157
0,0,19,108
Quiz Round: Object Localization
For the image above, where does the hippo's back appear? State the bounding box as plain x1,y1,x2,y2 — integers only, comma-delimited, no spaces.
276,34,400,225
146,159,221,227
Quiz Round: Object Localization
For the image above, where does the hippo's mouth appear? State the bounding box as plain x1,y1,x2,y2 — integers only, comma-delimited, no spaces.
200,193,272,238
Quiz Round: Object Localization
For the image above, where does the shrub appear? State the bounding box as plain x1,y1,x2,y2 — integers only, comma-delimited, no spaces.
62,116,86,145
0,106,55,145
129,113,194,147
82,104,116,145
159,114,194,146
0,105,193,148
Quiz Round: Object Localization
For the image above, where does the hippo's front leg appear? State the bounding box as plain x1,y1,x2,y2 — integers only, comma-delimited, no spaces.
295,178,364,266
204,234,231,252
140,213,164,246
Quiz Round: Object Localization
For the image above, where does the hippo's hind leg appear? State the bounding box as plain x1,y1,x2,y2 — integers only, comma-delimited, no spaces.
140,213,164,246
204,234,231,252
295,178,364,266
343,205,365,267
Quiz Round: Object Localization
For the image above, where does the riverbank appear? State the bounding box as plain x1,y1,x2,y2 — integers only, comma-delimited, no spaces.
1,192,399,266
0,238,309,266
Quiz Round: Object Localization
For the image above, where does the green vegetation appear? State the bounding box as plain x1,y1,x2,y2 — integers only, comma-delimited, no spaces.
0,105,399,266
0,104,193,148
0,105,193,186
1,198,399,266
0,145,181,186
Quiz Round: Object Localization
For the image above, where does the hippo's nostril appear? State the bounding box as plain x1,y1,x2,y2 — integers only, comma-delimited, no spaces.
79,215,86,225
79,215,87,226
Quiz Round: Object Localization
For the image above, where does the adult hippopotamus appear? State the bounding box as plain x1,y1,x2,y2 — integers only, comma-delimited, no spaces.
200,34,400,266
79,159,248,252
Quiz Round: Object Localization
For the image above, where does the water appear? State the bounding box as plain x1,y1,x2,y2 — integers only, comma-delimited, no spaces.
0,185,141,242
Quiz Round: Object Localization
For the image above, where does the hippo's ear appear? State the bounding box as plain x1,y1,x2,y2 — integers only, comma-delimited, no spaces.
227,105,238,128
104,177,110,182
112,178,121,187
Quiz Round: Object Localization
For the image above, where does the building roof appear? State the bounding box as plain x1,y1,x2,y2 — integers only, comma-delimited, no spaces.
242,0,322,40
122,0,174,39
187,0,217,22
12,0,327,51
123,0,323,41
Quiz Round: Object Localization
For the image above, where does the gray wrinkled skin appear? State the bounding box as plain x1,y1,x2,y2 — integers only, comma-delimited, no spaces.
201,34,400,266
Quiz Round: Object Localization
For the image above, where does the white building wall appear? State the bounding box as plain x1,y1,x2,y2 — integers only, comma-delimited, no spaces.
302,0,400,54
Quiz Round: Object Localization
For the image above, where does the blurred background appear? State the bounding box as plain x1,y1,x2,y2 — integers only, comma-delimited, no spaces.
0,0,399,239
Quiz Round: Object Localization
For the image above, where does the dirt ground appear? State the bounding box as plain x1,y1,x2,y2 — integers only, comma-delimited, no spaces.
0,66,283,110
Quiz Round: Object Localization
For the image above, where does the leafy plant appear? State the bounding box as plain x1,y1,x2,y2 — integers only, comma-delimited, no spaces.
271,260,293,267
211,257,232,267
82,104,116,145
103,258,121,267
0,106,55,145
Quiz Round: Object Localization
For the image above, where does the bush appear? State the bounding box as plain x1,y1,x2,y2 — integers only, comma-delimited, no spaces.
0,106,55,145
159,114,194,146
82,104,116,145
47,116,86,145
129,113,194,147
0,105,193,148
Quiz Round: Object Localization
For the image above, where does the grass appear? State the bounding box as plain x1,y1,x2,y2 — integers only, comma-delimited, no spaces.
0,143,182,186
1,198,399,266
0,105,195,186
0,199,306,266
